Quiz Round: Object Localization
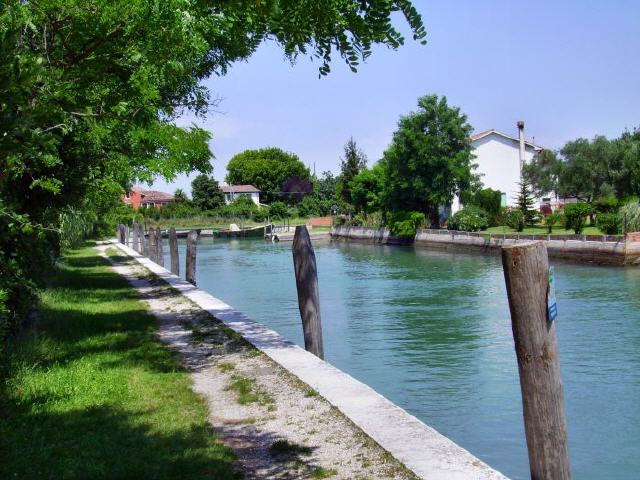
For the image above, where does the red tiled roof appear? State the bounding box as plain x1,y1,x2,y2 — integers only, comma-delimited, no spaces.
221,184,260,193
137,190,174,202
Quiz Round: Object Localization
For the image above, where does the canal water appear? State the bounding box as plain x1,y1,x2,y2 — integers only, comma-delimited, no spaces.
165,238,640,479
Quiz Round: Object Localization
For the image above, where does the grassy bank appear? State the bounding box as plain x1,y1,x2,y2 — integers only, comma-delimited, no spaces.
0,245,236,480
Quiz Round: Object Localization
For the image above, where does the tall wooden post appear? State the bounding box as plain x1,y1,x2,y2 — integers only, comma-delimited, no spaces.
142,227,149,257
118,224,125,244
155,227,164,267
169,227,179,275
501,241,570,480
185,230,198,285
132,224,140,252
148,228,157,262
292,225,324,359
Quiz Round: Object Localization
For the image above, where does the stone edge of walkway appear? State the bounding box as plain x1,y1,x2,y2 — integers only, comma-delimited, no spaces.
109,240,509,480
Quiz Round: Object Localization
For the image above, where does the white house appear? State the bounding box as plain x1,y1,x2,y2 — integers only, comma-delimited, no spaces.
451,122,544,213
221,184,261,205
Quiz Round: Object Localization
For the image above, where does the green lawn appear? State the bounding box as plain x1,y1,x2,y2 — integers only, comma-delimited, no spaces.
0,245,236,480
481,225,607,236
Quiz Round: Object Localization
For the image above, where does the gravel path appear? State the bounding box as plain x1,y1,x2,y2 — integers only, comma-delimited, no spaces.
101,245,417,480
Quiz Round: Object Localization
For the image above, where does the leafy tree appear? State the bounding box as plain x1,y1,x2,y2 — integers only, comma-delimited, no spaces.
382,95,475,227
338,138,368,204
388,211,425,238
557,136,616,202
515,180,538,225
191,175,224,211
544,211,564,234
225,148,310,204
563,202,592,234
523,149,561,197
350,163,385,214
174,189,189,204
314,171,339,202
596,213,620,235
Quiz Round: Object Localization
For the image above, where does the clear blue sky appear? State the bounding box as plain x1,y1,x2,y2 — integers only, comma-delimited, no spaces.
152,0,640,195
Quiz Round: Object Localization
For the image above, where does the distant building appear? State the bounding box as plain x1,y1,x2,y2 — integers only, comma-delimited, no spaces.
121,188,175,209
221,185,260,205
451,122,545,213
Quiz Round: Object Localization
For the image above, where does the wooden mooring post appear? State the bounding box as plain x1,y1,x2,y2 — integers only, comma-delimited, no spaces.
501,241,571,480
148,228,157,263
142,227,149,257
132,223,140,252
117,224,126,244
155,227,164,267
185,230,198,285
292,225,324,359
169,227,179,275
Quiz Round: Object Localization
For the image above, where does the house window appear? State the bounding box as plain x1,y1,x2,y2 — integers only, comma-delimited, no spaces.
124,192,130,199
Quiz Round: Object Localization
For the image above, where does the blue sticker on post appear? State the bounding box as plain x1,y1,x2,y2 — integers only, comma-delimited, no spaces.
547,266,557,322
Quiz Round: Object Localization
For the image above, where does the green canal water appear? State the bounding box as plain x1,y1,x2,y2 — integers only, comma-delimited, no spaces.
166,238,640,479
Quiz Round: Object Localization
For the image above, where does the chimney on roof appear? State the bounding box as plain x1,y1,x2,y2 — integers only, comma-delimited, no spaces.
517,121,525,176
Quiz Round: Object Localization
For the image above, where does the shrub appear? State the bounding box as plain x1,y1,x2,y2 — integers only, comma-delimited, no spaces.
618,202,640,234
593,196,620,214
505,209,525,232
596,213,620,235
296,195,331,218
267,201,289,219
388,211,425,239
448,206,489,232
544,211,564,234
351,211,384,228
218,196,258,218
563,202,592,234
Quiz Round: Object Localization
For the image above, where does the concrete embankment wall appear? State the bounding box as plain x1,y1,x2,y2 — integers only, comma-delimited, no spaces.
331,226,640,265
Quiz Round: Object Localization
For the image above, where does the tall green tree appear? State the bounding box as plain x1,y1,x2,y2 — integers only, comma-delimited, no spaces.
523,149,561,197
515,180,538,226
225,148,310,203
382,94,475,227
191,175,224,211
350,163,386,214
338,138,368,204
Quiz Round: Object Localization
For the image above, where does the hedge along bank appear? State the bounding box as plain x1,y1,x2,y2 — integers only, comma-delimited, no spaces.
330,226,640,265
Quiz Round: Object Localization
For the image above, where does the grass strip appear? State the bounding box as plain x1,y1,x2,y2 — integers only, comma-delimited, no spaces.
0,244,237,480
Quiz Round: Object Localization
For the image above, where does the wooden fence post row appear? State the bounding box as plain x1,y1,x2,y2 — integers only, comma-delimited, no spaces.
501,241,571,480
169,227,179,276
185,230,198,285
292,225,324,359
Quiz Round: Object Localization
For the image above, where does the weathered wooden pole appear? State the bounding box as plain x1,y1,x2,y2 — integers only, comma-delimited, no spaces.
185,230,198,285
142,227,149,257
292,225,324,359
148,228,157,262
169,227,179,275
501,241,570,480
118,224,125,244
125,225,130,247
132,223,140,252
155,227,164,267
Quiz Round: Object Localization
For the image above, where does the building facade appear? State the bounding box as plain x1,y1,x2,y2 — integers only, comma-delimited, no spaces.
221,185,261,205
121,188,175,209
451,123,544,213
